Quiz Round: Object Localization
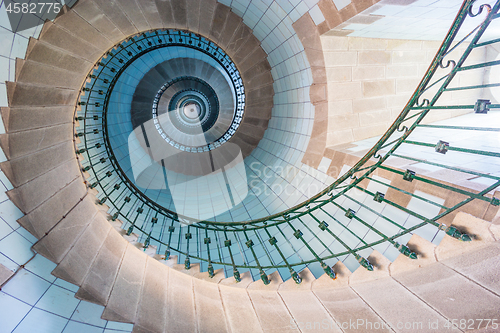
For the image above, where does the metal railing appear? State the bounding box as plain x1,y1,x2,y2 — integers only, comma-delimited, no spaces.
75,1,500,283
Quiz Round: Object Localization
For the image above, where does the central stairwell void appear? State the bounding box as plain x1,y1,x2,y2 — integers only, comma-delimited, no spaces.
1,0,500,332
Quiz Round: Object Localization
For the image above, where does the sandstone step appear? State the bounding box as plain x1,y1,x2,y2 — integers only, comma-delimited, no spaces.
133,258,169,332
93,0,138,37
216,10,243,50
32,196,98,263
247,271,296,332
219,276,263,333
349,250,390,285
350,276,447,333
135,0,163,30
15,59,84,90
53,9,113,53
170,0,188,30
71,0,126,43
75,229,128,305
6,158,82,214
0,141,75,187
197,0,217,40
38,21,102,62
25,38,92,74
17,177,86,239
224,22,253,60
193,276,230,333
436,212,500,261
114,0,151,32
185,0,202,33
101,243,148,323
389,234,437,276
164,267,197,332
393,261,500,330
1,106,76,133
6,82,79,108
0,123,73,160
51,212,111,286
439,241,500,295
153,0,175,30
278,268,342,332
209,4,231,43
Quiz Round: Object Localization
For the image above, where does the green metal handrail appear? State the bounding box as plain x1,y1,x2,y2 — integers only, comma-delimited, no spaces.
75,1,500,283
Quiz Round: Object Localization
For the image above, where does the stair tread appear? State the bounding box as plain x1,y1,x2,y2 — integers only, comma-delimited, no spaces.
75,229,128,305
102,243,148,323
52,212,111,285
33,196,98,263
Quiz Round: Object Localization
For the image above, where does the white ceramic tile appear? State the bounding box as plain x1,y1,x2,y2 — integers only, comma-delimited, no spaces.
35,284,80,318
13,308,68,333
2,269,51,306
0,291,32,333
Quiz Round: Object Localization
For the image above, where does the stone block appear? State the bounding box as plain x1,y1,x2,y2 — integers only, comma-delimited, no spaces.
352,66,385,81
328,82,362,101
362,79,395,98
329,114,359,131
321,36,349,51
352,97,386,113
192,278,229,333
326,66,352,82
358,109,391,127
324,51,358,67
358,51,391,65
390,234,437,276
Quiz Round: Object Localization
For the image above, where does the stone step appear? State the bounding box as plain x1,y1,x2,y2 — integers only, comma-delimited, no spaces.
17,177,86,239
436,212,500,261
349,250,390,285
38,21,102,62
6,82,78,108
6,158,82,214
0,141,75,187
93,0,138,37
209,4,231,43
224,22,253,60
25,38,92,75
171,0,189,30
15,59,83,90
215,10,243,51
279,268,342,333
51,212,112,286
71,0,126,43
163,268,197,332
389,234,437,276
101,243,148,323
1,105,75,134
153,0,175,30
393,259,500,330
350,274,448,332
219,275,263,333
185,0,202,33
132,258,170,332
247,271,296,332
53,9,113,53
32,196,98,263
75,229,128,305
112,0,151,32
135,0,163,30
0,123,73,160
192,276,230,333
197,0,217,39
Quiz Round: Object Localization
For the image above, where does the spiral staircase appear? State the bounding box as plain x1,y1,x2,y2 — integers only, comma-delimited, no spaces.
0,0,500,332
